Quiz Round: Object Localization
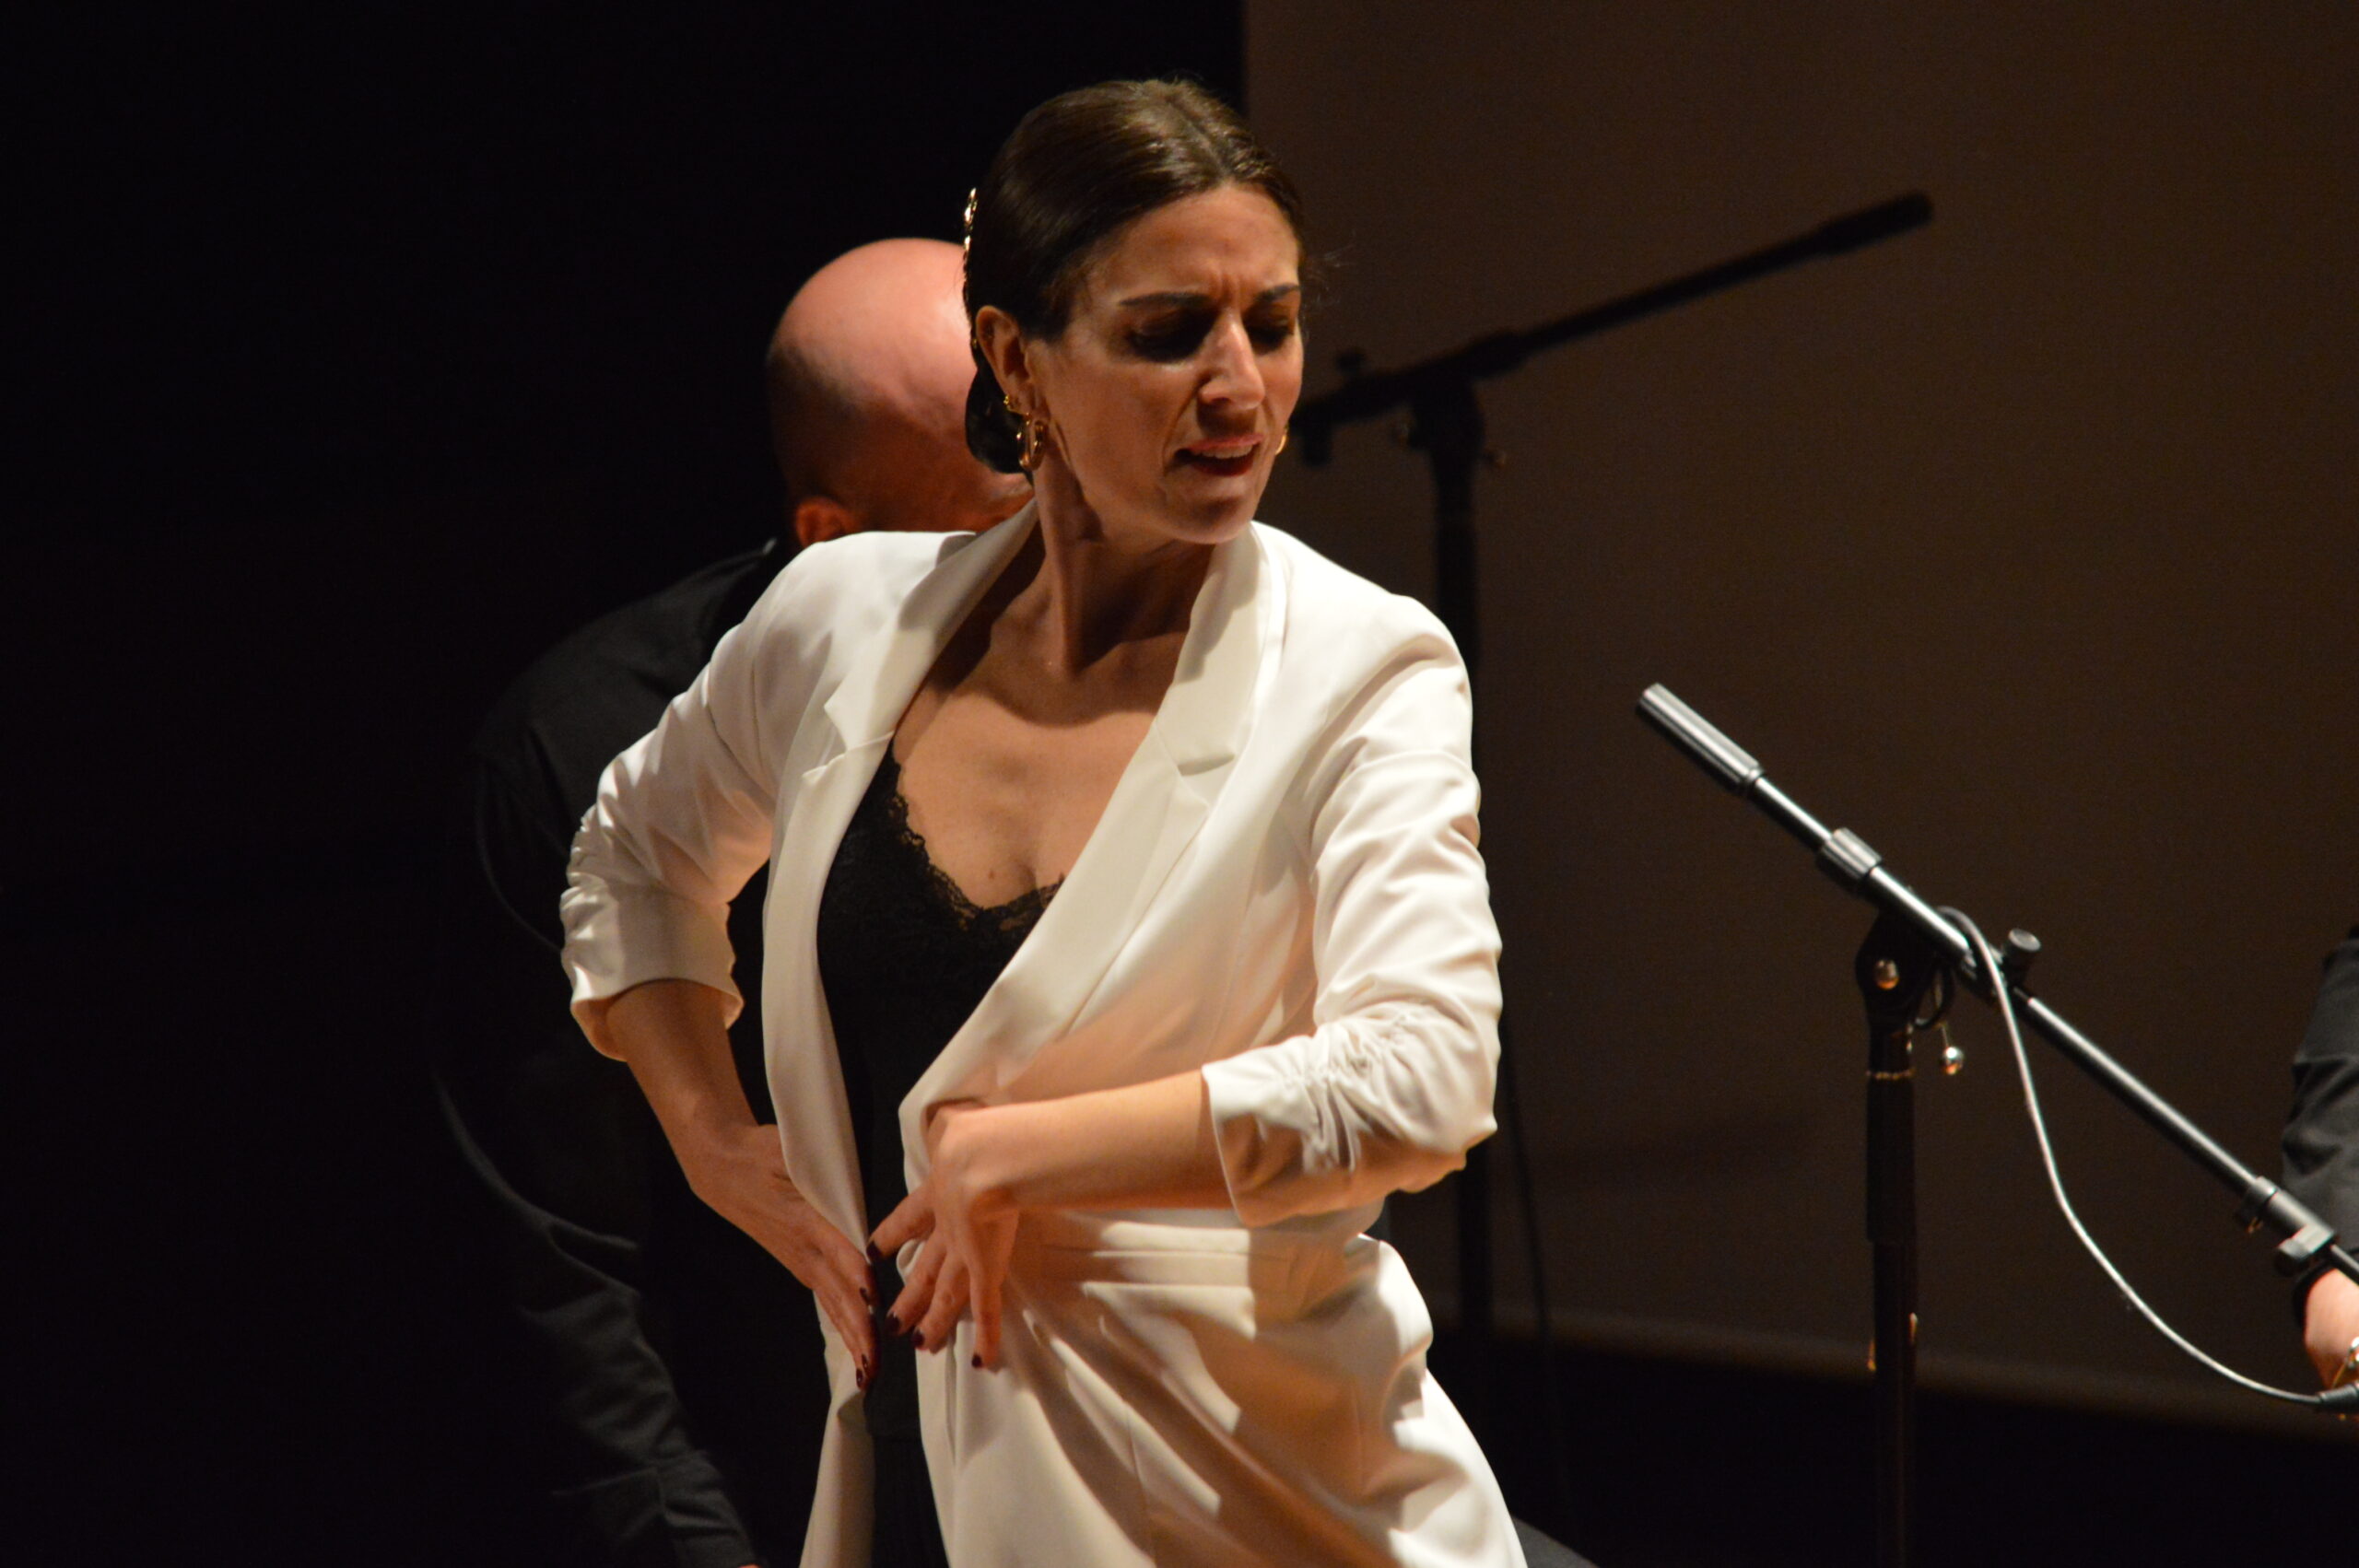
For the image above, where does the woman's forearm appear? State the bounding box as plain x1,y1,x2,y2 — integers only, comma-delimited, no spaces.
944,1071,1231,1216
595,977,756,1151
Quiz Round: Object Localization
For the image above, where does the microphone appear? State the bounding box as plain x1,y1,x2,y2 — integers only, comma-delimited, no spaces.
1811,193,1933,254
1637,684,1762,794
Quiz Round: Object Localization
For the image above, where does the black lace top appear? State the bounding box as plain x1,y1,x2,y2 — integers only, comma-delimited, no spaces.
816,747,1062,1233
815,745,1058,1498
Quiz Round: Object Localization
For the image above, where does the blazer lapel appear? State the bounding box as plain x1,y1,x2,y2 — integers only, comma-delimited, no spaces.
819,505,1039,751
902,527,1278,1165
762,508,1040,1238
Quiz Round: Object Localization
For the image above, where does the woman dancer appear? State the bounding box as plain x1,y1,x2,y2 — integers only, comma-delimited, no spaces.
563,79,1525,1567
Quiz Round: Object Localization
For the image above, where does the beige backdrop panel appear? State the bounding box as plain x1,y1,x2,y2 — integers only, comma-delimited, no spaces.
1245,1,2355,1432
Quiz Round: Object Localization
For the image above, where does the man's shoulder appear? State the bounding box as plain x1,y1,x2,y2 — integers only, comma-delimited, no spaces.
472,542,785,781
532,543,780,675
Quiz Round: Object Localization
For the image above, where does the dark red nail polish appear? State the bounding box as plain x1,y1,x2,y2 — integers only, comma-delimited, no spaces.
970,1354,982,1369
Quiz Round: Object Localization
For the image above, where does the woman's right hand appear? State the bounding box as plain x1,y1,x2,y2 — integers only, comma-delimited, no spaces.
594,979,878,1385
684,1122,877,1382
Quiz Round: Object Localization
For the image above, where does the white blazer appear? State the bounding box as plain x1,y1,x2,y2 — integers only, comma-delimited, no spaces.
563,506,1525,1568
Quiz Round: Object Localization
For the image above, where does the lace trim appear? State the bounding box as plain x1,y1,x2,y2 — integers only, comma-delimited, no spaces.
879,753,1062,937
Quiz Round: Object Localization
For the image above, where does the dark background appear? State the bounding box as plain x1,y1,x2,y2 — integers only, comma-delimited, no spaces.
16,6,2350,1565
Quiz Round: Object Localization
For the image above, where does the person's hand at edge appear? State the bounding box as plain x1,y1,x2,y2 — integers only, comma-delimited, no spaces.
2302,1269,2359,1388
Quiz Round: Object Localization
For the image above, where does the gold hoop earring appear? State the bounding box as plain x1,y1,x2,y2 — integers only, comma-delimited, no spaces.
1274,426,1288,457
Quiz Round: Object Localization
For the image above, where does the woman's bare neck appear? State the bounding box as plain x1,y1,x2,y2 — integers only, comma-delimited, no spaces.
1014,491,1213,676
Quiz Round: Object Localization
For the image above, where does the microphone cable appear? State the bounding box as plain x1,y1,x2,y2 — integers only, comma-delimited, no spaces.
1940,906,2356,1415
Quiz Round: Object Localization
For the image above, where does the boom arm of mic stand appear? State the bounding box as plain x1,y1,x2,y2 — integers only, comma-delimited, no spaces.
1295,193,1933,464
1635,684,2359,1295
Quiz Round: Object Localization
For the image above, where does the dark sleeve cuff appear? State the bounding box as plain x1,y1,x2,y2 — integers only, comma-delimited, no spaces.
2291,1256,2330,1328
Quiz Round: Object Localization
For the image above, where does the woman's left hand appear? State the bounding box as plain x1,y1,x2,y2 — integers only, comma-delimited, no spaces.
870,1103,1021,1370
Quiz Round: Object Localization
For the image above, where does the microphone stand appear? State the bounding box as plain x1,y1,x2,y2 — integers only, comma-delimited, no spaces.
1292,193,1934,1437
1636,684,2359,1568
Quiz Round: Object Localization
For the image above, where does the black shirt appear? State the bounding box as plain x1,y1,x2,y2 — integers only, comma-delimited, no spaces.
432,541,820,1568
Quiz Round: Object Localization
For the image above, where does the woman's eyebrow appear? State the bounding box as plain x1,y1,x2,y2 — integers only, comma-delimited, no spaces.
1116,283,1303,308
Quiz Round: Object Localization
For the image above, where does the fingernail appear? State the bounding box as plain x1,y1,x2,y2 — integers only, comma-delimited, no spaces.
866,1242,886,1264
970,1354,982,1369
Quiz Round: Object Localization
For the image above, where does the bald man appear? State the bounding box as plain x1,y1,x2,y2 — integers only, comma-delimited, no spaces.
768,239,1028,545
432,240,1025,1568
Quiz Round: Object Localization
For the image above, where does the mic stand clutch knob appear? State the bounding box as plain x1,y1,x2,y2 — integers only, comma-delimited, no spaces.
2001,928,2041,987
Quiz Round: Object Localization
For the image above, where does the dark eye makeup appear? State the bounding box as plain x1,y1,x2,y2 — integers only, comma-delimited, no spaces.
1128,315,1211,359
1124,307,1298,361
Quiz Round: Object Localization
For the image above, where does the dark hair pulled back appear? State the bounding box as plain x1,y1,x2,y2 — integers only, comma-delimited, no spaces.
962,79,1309,474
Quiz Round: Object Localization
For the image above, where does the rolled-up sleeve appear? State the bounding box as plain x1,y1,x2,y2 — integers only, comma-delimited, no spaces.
1203,624,1503,1225
560,577,797,1048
